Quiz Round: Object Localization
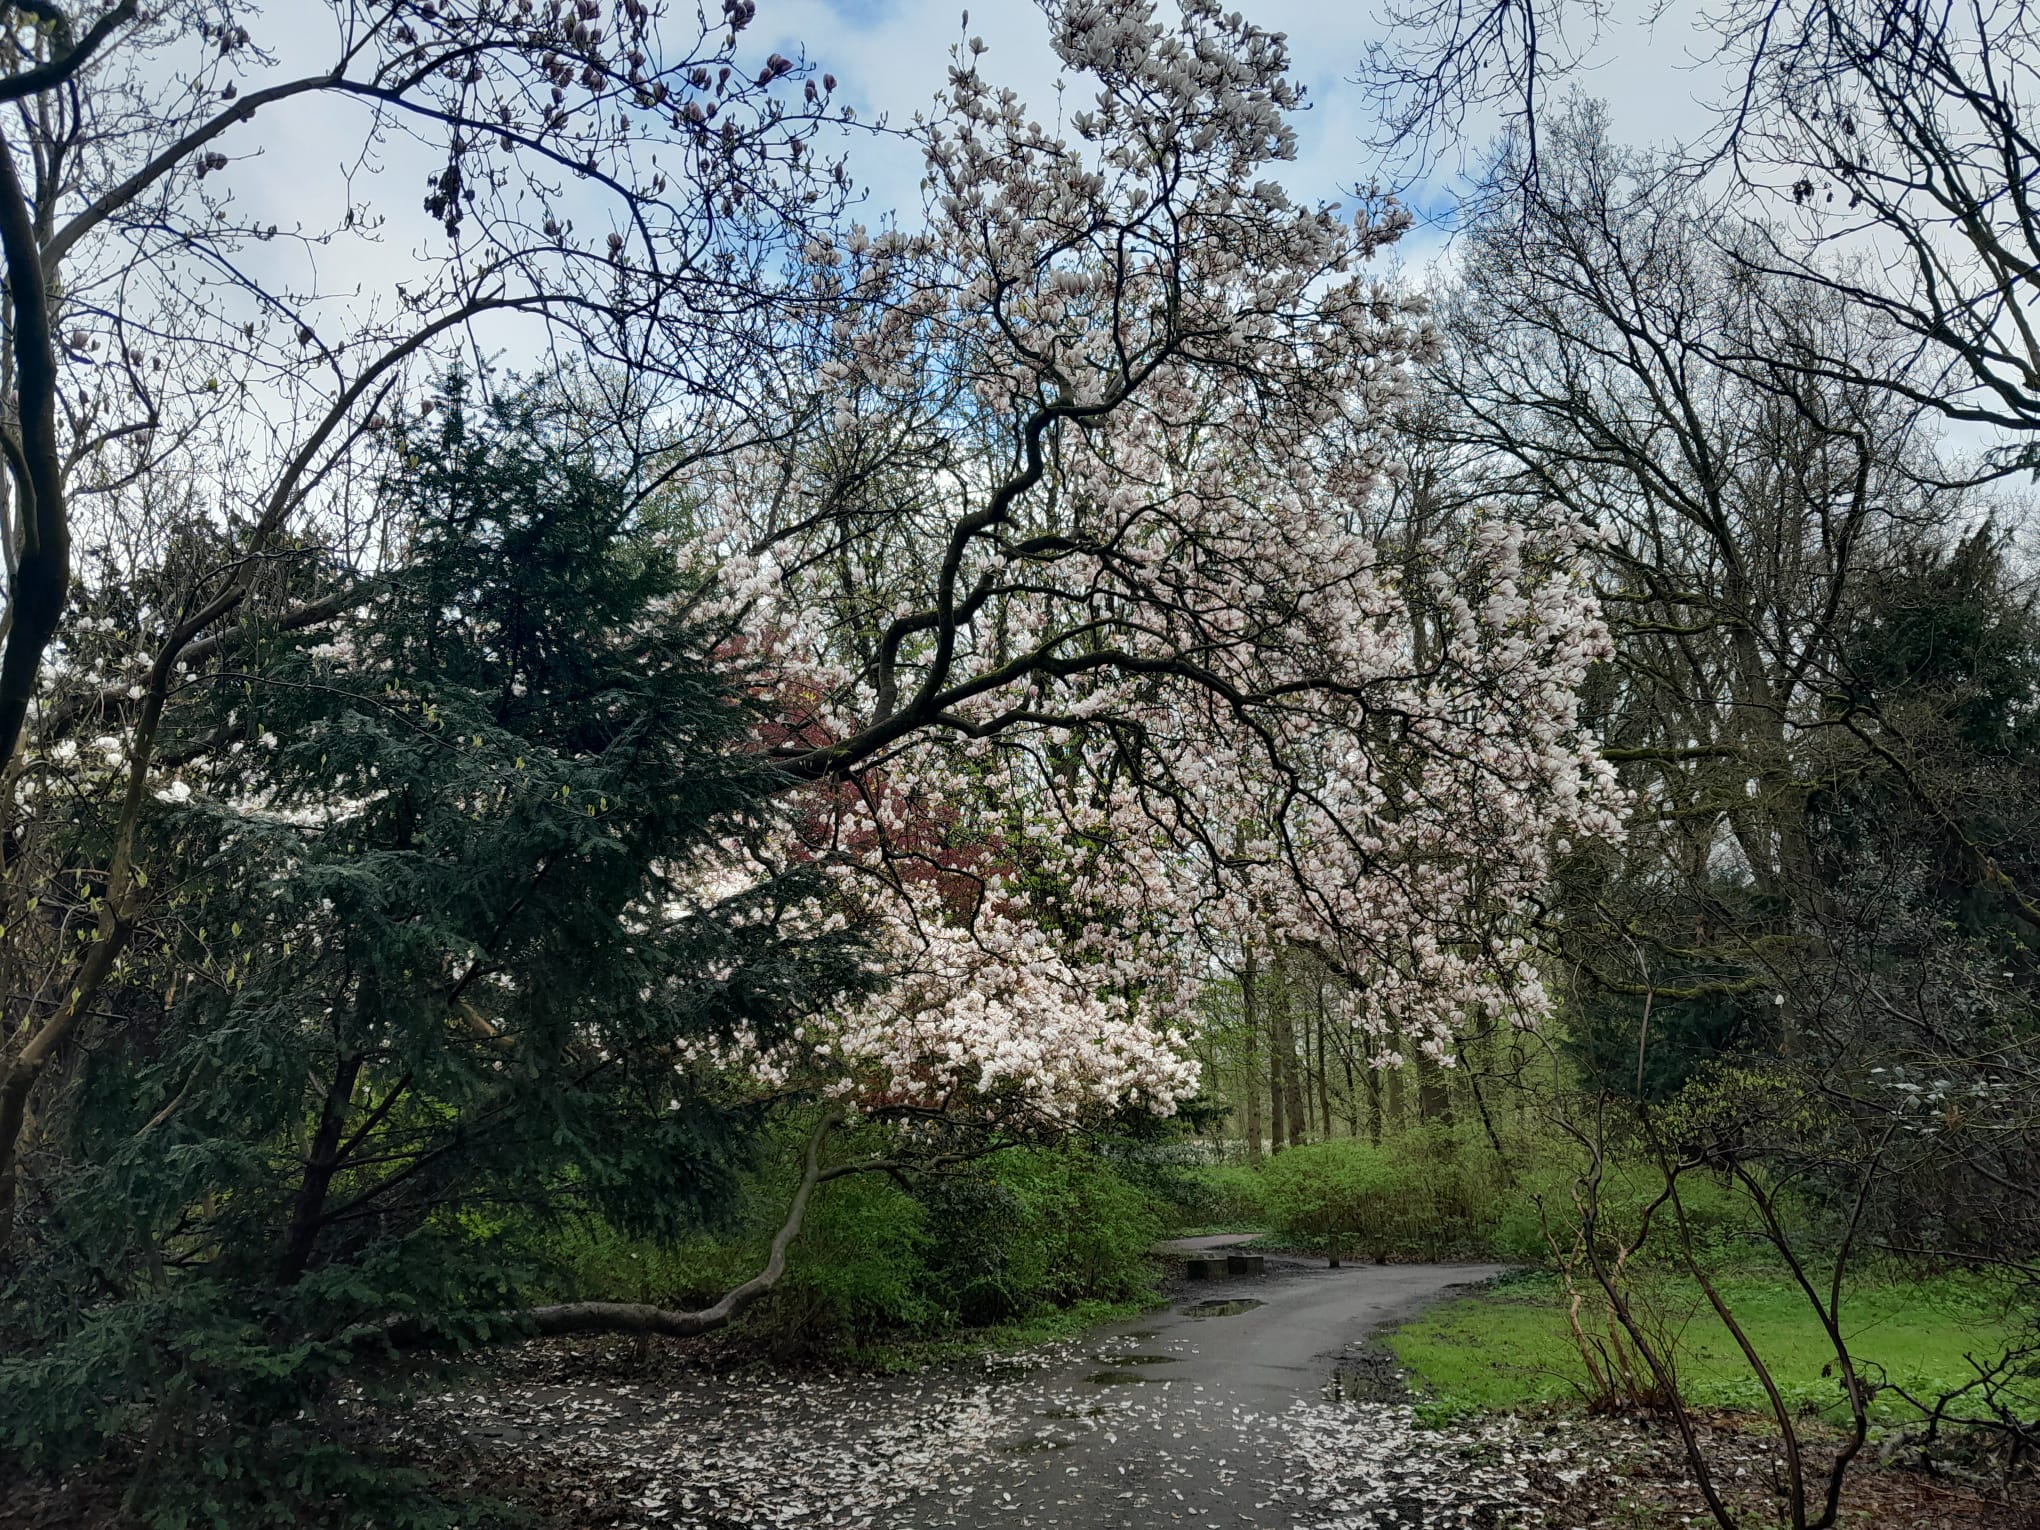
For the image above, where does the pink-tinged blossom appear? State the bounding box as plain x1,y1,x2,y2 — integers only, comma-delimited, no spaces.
649,0,1626,1122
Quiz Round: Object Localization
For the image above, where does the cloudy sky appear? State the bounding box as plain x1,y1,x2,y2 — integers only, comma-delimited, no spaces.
200,0,1741,396
746,0,1728,261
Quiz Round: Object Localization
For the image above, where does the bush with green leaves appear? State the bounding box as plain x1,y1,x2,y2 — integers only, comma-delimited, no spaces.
1487,1160,1763,1267
1261,1130,1507,1261
917,1171,1031,1327
538,1135,1168,1351
746,1171,945,1353
1166,1163,1268,1230
991,1143,1169,1308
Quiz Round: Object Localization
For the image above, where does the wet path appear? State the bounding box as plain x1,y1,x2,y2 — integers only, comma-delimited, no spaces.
420,1259,1575,1528
895,1257,1516,1528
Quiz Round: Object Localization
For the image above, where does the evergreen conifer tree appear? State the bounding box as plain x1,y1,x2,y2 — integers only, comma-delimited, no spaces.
0,380,876,1521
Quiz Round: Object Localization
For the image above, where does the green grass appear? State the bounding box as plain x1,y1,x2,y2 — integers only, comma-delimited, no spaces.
1384,1268,2036,1426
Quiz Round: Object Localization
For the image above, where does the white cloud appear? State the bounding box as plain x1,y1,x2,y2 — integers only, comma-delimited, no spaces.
755,0,1729,271
114,0,1735,419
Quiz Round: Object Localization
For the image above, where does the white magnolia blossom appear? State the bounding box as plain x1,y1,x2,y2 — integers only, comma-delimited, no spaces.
811,876,1200,1122
666,0,1623,1121
20,1,1624,1134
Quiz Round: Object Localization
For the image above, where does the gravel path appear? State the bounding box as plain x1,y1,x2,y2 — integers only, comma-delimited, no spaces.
418,1259,1581,1529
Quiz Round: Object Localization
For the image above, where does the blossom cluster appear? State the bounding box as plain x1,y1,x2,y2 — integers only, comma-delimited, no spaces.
661,0,1624,1113
20,2,1624,1133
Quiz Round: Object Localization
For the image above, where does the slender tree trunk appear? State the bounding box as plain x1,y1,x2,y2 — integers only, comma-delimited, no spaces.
1386,1031,1405,1135
1313,978,1333,1136
1267,1002,1287,1156
1340,1025,1360,1138
1417,1052,1452,1124
1269,944,1305,1148
1240,948,1263,1165
280,1050,363,1284
1509,1025,1528,1130
1265,949,1287,1153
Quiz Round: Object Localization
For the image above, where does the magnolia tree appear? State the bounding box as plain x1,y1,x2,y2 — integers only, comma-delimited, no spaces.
385,0,1628,1267
697,0,1623,1124
0,0,1618,1362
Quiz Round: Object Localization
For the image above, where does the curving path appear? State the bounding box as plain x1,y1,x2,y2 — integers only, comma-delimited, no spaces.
423,1255,1568,1529
894,1253,1518,1528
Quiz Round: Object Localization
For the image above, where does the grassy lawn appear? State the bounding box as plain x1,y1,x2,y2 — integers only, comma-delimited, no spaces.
1384,1268,2036,1426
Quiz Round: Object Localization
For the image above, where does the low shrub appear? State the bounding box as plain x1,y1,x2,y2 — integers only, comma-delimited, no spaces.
538,1131,1167,1353
918,1173,1030,1326
1176,1122,1796,1272
755,1170,944,1351
1261,1131,1502,1261
1161,1162,1267,1230
991,1143,1168,1308
1488,1161,1778,1268
540,1121,943,1353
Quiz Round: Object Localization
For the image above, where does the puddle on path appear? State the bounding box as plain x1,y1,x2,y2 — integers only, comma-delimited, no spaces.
1322,1370,1395,1405
1006,1435,1077,1454
1092,1354,1178,1366
1038,1404,1110,1420
1085,1370,1168,1385
1183,1298,1265,1317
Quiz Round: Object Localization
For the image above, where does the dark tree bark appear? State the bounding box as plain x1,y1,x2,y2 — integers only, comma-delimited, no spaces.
1240,947,1264,1164
1269,945,1307,1149
280,1050,364,1285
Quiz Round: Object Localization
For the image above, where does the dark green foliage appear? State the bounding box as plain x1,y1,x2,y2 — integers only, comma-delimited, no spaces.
1839,527,2040,760
1566,984,1771,1102
1817,526,2040,931
918,1172,1030,1325
539,1136,1167,1352
0,381,878,1523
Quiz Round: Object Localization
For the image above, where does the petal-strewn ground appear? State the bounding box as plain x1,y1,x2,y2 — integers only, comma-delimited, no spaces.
404,1255,2037,1530
413,1258,1558,1528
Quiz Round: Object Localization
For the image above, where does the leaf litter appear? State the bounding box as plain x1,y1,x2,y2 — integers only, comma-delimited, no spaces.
407,1330,1571,1529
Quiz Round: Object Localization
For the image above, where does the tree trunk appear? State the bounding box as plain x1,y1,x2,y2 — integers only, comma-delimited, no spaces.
1313,977,1333,1137
1386,1031,1405,1134
1341,1025,1360,1138
1416,1052,1452,1124
1267,993,1287,1156
0,128,73,770
1240,947,1263,1164
1268,944,1305,1148
280,1051,363,1284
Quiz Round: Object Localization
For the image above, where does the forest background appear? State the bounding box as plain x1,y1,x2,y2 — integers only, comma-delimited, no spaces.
0,1,2032,1527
